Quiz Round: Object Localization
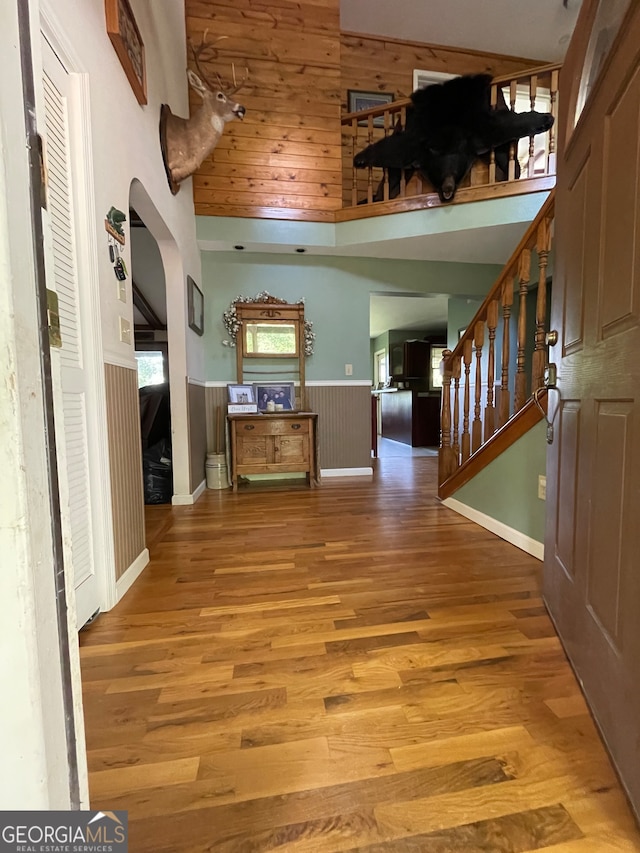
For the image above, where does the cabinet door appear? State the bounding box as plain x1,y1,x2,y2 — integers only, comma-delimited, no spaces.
236,435,272,467
275,434,309,466
404,341,430,378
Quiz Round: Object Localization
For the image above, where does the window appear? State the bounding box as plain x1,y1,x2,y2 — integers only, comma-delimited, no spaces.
135,350,165,388
431,345,445,389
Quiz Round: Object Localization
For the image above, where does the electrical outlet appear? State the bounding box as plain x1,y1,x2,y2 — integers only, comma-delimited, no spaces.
538,474,546,501
345,363,353,376
119,316,131,345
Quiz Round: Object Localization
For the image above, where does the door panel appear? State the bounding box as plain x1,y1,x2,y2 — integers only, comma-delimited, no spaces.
545,0,640,817
42,36,101,629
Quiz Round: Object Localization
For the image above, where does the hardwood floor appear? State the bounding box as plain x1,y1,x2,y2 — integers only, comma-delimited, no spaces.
79,457,640,852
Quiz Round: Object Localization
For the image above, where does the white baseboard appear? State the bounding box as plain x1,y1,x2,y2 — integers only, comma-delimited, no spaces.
442,497,544,561
172,478,206,505
321,467,374,478
116,548,150,602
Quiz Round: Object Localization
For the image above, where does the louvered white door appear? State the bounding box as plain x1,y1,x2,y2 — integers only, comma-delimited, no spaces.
42,37,100,629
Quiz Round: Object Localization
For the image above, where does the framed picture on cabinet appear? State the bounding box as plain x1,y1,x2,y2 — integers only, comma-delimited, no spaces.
253,382,296,412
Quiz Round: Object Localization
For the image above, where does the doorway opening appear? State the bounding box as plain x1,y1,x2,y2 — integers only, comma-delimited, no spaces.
130,208,173,513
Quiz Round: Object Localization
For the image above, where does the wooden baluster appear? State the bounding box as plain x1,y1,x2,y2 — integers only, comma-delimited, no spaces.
499,275,514,427
528,74,538,177
508,79,518,181
489,84,498,184
532,215,552,392
484,300,498,440
548,69,559,174
383,110,390,201
366,115,374,203
472,321,484,453
399,106,407,198
514,249,531,412
461,339,473,463
350,118,358,206
452,356,461,467
438,350,456,484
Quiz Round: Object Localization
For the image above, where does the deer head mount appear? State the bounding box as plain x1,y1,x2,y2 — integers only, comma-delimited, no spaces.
160,32,247,195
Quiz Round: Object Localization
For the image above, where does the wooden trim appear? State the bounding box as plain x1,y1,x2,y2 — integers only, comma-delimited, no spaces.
336,177,555,223
340,30,544,66
492,62,562,85
438,391,547,500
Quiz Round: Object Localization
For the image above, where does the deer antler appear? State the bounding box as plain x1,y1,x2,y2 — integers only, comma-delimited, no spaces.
188,30,248,95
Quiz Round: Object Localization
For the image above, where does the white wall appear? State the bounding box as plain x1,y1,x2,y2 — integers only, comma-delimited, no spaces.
0,0,204,807
38,0,203,497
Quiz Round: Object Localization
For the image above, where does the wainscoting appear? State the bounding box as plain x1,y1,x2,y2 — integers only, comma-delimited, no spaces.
205,382,371,472
104,363,145,580
187,380,207,493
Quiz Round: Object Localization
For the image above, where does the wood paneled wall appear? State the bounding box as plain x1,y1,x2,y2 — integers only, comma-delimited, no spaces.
186,0,343,221
187,381,207,492
104,364,146,580
205,384,371,470
185,2,543,220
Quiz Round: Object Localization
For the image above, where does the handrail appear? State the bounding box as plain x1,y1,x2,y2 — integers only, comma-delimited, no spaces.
342,64,560,208
438,189,555,491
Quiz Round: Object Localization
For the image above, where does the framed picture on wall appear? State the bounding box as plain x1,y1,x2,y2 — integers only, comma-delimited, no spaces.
105,0,147,105
187,276,204,336
347,90,394,127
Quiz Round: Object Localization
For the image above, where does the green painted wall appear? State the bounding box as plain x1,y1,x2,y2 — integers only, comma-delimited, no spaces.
201,252,500,381
447,296,483,350
453,420,547,544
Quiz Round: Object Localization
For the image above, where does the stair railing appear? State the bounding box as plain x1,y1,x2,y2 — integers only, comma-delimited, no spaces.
341,63,560,210
439,191,555,488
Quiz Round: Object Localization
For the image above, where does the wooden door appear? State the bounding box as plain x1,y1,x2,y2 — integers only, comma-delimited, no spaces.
545,0,640,817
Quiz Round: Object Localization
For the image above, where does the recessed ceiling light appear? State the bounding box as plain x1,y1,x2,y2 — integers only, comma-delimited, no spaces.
234,245,245,250
295,247,306,253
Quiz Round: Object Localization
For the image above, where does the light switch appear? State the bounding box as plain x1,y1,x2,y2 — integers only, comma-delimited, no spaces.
345,363,353,376
119,316,131,345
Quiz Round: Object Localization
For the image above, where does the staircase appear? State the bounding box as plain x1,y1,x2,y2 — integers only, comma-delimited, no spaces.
438,191,555,499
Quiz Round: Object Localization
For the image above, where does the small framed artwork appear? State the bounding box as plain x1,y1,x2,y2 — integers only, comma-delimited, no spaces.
347,90,394,127
253,382,296,413
227,384,255,404
105,0,147,105
187,276,204,336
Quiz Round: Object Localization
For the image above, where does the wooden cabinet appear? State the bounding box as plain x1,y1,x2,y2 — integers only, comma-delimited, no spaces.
228,412,318,491
391,340,445,385
381,390,441,447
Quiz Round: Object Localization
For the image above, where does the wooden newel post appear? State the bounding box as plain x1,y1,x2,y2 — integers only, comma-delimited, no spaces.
438,350,456,485
472,321,484,454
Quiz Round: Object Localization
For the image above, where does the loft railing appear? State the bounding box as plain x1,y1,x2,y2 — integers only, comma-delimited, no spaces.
438,191,555,494
341,64,560,211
